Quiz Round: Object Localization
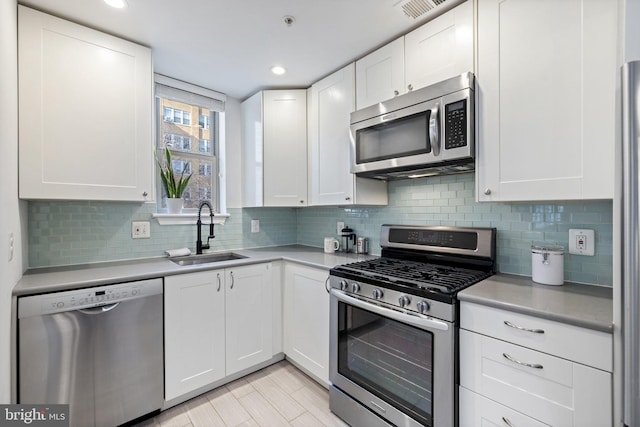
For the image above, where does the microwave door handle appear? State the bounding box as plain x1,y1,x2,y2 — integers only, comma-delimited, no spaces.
429,103,441,156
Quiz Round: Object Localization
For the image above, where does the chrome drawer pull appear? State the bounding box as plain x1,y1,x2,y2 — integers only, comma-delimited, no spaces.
503,353,543,369
504,320,544,334
502,417,515,427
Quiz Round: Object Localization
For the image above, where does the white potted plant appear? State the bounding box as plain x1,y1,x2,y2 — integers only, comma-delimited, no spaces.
156,148,192,214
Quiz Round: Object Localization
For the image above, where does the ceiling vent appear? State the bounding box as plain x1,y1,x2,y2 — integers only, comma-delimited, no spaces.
394,0,461,20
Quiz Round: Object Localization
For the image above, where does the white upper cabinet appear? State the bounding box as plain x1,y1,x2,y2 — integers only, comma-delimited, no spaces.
355,38,405,110
308,64,388,206
404,0,474,92
18,6,154,202
242,90,308,207
476,0,617,201
355,1,473,110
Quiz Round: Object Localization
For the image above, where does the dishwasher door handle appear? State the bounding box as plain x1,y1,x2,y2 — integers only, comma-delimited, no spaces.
78,303,119,315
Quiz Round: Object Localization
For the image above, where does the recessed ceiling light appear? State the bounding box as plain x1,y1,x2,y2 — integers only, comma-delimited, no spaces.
104,0,128,9
271,66,286,76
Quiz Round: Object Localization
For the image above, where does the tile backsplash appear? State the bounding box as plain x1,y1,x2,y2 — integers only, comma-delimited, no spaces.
28,173,613,286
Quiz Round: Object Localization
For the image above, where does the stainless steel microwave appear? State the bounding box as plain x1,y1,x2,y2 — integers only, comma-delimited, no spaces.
350,72,475,180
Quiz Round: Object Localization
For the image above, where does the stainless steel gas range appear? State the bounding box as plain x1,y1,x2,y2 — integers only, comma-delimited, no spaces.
328,225,496,427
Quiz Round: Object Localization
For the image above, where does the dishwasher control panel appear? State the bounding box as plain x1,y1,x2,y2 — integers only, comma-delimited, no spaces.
18,278,163,318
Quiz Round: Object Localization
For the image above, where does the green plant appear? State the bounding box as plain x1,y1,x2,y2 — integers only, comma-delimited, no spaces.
156,148,192,198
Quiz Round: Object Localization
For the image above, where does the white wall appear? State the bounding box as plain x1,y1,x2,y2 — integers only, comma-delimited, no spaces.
0,0,25,403
225,96,243,209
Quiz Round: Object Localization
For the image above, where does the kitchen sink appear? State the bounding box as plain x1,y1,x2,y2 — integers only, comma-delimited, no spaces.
169,252,247,266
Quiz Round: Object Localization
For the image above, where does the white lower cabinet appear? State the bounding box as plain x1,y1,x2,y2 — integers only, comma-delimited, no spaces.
164,270,226,401
283,263,330,386
459,302,613,427
164,263,273,400
459,387,548,427
225,263,273,376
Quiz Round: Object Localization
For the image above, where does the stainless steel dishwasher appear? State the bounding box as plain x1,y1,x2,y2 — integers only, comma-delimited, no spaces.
18,278,164,427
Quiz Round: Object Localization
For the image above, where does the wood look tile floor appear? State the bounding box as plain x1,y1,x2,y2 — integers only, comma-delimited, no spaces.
134,361,349,427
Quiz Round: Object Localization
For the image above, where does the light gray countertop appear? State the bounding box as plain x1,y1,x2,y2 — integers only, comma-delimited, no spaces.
457,273,613,333
13,245,376,297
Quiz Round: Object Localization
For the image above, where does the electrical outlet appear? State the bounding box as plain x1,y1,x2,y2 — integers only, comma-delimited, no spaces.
568,228,595,256
337,221,345,235
251,220,260,233
132,221,151,239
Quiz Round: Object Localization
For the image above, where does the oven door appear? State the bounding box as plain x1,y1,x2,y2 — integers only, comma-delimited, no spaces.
329,288,455,427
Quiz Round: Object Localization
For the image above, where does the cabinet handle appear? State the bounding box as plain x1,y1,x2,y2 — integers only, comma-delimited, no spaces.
484,188,492,195
230,271,234,289
504,320,545,334
142,191,148,197
407,84,413,91
502,416,515,427
393,90,399,96
216,273,221,292
345,197,351,201
300,200,304,204
502,352,543,369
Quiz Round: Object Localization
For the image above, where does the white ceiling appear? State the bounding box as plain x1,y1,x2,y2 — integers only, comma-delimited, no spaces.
18,0,460,100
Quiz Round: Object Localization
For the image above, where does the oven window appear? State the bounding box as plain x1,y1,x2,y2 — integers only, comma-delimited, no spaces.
355,110,431,164
337,301,433,426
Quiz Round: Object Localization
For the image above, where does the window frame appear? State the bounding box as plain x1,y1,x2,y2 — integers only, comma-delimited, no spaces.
152,75,227,223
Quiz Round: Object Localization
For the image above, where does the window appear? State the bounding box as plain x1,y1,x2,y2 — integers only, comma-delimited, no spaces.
164,133,191,151
155,75,226,212
199,115,210,129
163,107,191,125
199,162,211,176
199,139,211,154
171,159,192,175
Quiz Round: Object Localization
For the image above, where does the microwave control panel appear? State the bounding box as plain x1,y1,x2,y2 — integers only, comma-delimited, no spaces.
444,100,467,149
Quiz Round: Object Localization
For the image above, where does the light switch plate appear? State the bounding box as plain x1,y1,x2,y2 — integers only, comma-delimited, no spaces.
132,221,151,239
251,220,260,233
337,222,345,235
569,228,594,256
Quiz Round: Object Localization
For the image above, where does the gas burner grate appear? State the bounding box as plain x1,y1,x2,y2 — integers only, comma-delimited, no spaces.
338,257,492,293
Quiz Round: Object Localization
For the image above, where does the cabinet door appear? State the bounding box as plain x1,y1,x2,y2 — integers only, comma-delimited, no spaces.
18,6,153,202
309,64,356,206
355,38,405,109
164,271,225,401
225,263,273,376
283,263,330,386
241,92,263,207
308,65,387,206
476,0,617,201
404,0,473,91
263,90,308,207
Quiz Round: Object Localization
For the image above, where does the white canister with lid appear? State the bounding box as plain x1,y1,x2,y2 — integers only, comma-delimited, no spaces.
531,245,564,285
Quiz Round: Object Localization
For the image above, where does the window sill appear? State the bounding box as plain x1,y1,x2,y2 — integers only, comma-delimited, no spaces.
152,212,230,226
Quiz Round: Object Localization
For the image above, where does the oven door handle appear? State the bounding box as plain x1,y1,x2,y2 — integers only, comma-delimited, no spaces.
330,289,449,331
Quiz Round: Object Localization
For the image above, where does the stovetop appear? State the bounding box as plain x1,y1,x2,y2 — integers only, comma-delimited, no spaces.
333,257,493,295
329,225,497,308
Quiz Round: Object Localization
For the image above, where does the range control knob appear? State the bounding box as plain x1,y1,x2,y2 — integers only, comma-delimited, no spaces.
340,280,349,291
372,289,384,300
351,283,361,293
398,295,411,308
416,300,430,314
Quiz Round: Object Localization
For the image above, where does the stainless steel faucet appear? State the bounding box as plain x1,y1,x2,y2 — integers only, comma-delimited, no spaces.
196,201,215,254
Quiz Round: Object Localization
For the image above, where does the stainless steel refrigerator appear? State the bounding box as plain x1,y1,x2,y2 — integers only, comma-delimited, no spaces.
622,60,640,427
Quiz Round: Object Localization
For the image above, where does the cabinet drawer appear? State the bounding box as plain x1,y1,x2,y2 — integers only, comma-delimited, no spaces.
460,301,612,371
459,386,549,427
460,330,612,427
